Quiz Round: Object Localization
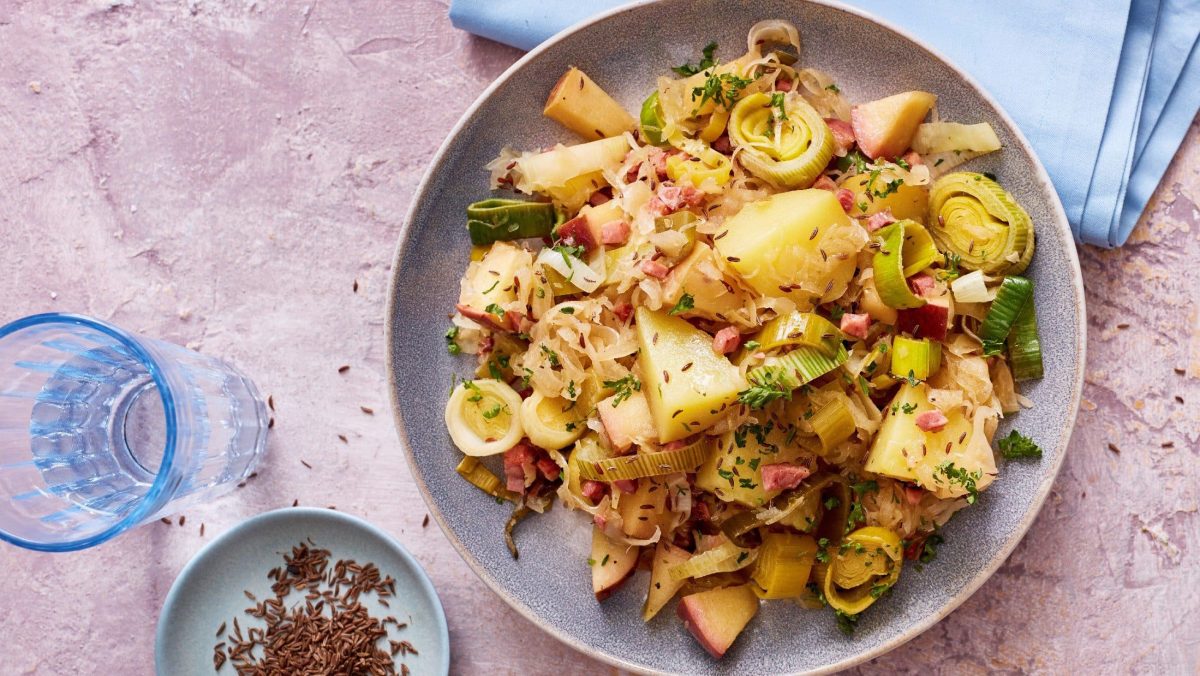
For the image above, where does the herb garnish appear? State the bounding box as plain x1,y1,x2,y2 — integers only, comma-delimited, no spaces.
484,303,506,318
672,41,718,76
603,374,642,407
668,292,695,316
935,462,981,504
737,368,792,409
997,430,1043,459
445,326,461,355
693,71,755,110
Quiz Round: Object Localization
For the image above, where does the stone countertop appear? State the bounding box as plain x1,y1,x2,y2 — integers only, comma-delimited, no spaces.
0,1,1196,674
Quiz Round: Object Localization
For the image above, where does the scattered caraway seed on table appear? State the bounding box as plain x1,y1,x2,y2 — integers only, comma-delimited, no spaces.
213,540,414,674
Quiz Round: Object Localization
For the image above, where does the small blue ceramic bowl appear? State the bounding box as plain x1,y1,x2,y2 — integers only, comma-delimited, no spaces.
155,508,449,675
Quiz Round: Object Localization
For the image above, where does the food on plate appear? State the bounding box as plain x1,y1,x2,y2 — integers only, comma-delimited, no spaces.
442,19,1044,658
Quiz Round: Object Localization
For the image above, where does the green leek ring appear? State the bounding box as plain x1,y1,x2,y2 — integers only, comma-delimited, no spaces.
822,526,903,615
929,172,1034,275
728,92,834,188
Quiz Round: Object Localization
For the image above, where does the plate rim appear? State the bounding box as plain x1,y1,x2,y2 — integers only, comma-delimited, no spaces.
154,506,451,674
385,0,1086,672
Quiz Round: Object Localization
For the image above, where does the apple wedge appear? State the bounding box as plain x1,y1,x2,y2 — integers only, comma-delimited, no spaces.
676,585,760,659
597,390,657,452
642,541,692,621
591,526,639,601
851,91,937,159
617,478,667,540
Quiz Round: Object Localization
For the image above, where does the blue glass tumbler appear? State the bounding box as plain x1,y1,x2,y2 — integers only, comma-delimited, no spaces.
0,314,268,551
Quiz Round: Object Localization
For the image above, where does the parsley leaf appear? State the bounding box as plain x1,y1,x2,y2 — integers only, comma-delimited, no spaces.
920,532,944,563
603,374,642,407
901,403,918,414
540,344,561,368
668,292,695,316
484,303,506,318
835,610,858,635
997,430,1043,459
692,71,754,110
825,83,840,94
737,368,793,409
936,462,982,504
445,326,461,355
672,41,718,76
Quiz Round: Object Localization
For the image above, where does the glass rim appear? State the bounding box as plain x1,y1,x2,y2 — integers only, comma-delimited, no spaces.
0,312,179,552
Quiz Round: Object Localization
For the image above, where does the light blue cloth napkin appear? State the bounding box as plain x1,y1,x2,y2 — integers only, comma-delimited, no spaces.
449,0,1200,247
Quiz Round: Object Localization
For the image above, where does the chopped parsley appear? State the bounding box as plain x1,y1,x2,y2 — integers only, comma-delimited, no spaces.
936,462,981,504
743,339,761,351
603,374,642,407
668,292,695,316
895,157,910,170
560,306,575,314
769,92,788,122
737,368,792,409
825,83,840,94
816,537,831,563
445,326,461,355
846,501,866,531
828,304,846,322
481,403,503,419
901,403,918,414
869,583,891,599
748,457,761,471
672,41,718,76
551,243,587,268
835,610,858,635
919,532,944,563
997,430,1043,459
462,380,483,403
738,478,757,489
938,251,962,281
824,496,840,510
693,71,755,110
484,303,506,318
540,344,561,368
851,480,879,497
487,360,505,380
566,380,577,400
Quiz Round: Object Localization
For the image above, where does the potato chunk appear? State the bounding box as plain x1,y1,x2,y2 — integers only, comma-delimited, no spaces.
635,307,745,443
714,189,867,310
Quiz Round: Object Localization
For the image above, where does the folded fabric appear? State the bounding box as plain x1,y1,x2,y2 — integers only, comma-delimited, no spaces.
449,0,1200,248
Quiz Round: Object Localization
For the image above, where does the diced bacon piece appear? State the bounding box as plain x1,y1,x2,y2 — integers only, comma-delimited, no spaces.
904,485,925,506
612,301,633,322
865,208,897,232
712,326,741,354
613,479,638,494
641,258,670,279
839,313,871,340
589,191,612,206
825,118,857,155
593,511,608,531
503,443,538,493
902,150,924,167
650,184,705,216
663,439,691,451
456,303,517,332
600,220,630,246
915,410,949,432
581,480,607,503
690,500,711,523
536,457,561,482
478,334,494,355
760,463,812,492
908,273,936,297
712,135,733,154
836,188,856,213
556,215,597,254
776,77,793,92
813,175,838,192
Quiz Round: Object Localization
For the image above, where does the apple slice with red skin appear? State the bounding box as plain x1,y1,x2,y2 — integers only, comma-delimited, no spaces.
676,585,760,659
896,301,949,341
851,91,936,159
556,214,597,254
591,526,639,601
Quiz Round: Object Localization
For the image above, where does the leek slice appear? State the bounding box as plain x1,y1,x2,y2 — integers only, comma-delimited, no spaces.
752,533,817,599
912,122,1001,155
640,91,667,146
699,106,731,143
466,199,563,246
929,172,1034,275
445,379,524,457
743,344,849,406
889,336,942,382
728,92,833,188
1007,295,1044,381
456,456,518,502
665,135,733,188
872,221,931,310
668,539,757,581
577,437,716,481
979,276,1033,356
520,391,587,450
822,526,903,615
810,393,856,452
950,269,995,303
756,473,850,540
753,311,843,356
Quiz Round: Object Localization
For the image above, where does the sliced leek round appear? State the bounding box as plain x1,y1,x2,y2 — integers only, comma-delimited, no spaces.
979,275,1033,356
754,311,843,356
445,379,524,456
822,526,903,615
746,343,849,398
889,336,942,381
640,91,667,146
668,539,757,581
665,134,733,188
872,221,931,310
810,393,856,452
577,437,717,481
1007,298,1044,381
521,390,586,450
728,92,834,188
752,533,817,599
929,172,1034,275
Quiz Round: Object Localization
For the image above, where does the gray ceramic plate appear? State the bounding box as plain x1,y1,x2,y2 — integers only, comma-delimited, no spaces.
387,0,1085,673
155,508,450,675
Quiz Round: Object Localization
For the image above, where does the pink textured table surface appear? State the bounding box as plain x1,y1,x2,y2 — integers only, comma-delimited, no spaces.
1,2,1198,674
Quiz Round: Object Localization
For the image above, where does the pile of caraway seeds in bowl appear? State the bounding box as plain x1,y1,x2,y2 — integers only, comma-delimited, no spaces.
212,540,418,675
